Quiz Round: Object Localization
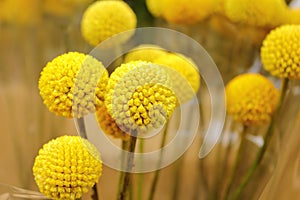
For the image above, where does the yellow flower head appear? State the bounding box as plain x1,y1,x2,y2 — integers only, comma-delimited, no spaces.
38,52,109,118
105,61,177,133
81,1,137,46
33,135,102,200
124,44,168,63
261,25,300,79
146,0,164,17
225,0,288,27
285,9,300,24
162,0,216,24
154,53,200,96
96,105,130,140
226,74,279,126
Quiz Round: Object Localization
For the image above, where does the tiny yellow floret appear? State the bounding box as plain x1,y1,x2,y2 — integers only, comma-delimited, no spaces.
226,73,279,126
261,24,300,79
33,135,102,200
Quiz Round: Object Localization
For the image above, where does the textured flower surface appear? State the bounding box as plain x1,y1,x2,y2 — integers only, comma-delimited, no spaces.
154,53,200,95
38,52,108,118
261,24,300,79
226,74,279,126
225,0,288,27
81,0,137,46
105,61,177,134
33,135,102,200
124,44,168,63
162,0,216,24
96,105,130,140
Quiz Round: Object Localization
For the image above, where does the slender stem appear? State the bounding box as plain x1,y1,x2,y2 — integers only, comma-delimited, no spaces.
137,139,144,200
76,117,99,200
118,140,130,197
171,157,184,200
230,78,289,200
118,130,138,200
224,126,248,200
148,124,169,200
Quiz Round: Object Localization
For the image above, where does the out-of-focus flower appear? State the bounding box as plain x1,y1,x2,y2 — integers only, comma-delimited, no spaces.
124,44,168,63
33,135,102,200
0,0,41,25
154,53,200,94
285,9,300,24
226,73,279,126
224,0,288,27
43,0,92,17
161,0,216,24
38,52,108,118
146,0,165,17
105,61,177,133
81,0,137,46
261,24,300,79
96,105,130,140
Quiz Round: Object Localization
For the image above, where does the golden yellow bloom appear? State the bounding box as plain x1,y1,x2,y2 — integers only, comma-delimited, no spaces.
226,74,279,126
0,0,41,25
105,61,177,133
285,9,300,24
81,1,137,46
154,53,200,94
96,105,130,140
224,0,288,27
124,44,168,63
33,135,102,200
261,25,300,79
162,0,216,24
146,0,165,17
38,52,108,118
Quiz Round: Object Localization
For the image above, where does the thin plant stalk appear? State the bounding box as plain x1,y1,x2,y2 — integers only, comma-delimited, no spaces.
137,139,144,200
148,124,169,200
118,130,138,200
230,78,289,200
118,140,130,197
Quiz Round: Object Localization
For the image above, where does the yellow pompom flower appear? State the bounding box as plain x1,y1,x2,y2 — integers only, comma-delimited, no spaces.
261,25,300,79
33,135,102,200
162,0,216,24
146,0,165,18
81,1,137,46
224,0,288,27
96,105,130,140
154,53,200,94
285,9,300,24
226,74,279,126
124,44,168,63
38,52,109,118
105,61,177,133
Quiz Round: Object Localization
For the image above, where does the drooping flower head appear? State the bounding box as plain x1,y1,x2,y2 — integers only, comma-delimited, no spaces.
124,44,168,63
38,52,108,118
105,61,177,134
161,0,216,24
81,0,137,46
154,53,200,97
33,135,102,200
226,73,279,126
224,0,288,27
261,24,300,79
96,105,130,141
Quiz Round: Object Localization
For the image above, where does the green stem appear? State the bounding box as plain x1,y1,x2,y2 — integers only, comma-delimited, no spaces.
230,78,289,200
118,130,138,200
148,124,169,200
118,140,130,198
224,126,248,200
137,139,144,200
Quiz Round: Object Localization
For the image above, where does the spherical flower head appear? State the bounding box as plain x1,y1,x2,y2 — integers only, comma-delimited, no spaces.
81,1,137,47
124,44,168,63
146,0,165,18
224,0,288,27
33,135,102,200
153,53,200,101
96,105,130,141
261,25,300,79
105,61,177,134
226,74,279,126
162,0,216,24
285,9,300,25
38,52,108,118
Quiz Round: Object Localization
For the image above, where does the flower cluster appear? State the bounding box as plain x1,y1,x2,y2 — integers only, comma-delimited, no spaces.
38,52,108,118
33,135,102,200
226,73,279,126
